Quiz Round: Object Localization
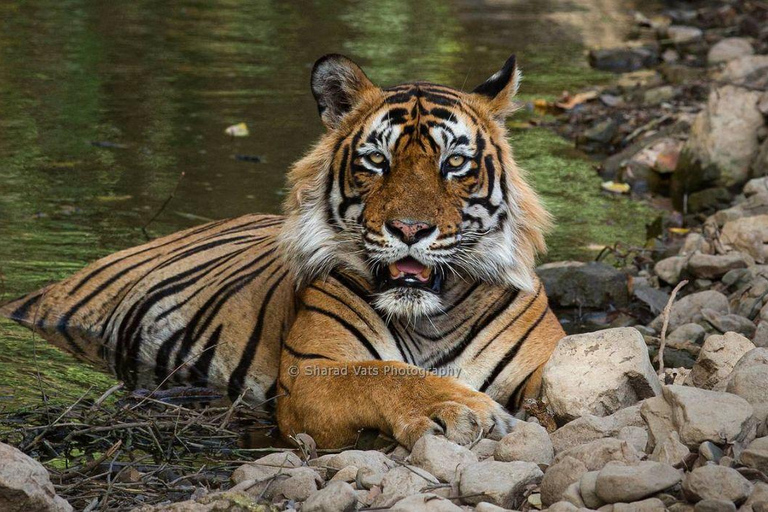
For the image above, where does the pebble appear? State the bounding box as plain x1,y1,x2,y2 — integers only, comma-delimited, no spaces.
494,421,554,465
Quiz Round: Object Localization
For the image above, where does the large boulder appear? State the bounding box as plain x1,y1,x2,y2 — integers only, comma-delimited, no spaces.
672,85,764,201
542,328,662,421
0,442,72,512
538,261,629,309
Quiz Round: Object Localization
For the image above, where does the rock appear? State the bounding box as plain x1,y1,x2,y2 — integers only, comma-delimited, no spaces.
325,450,395,476
718,55,768,88
701,312,756,339
132,491,269,512
666,25,702,44
755,140,768,178
688,188,733,215
372,465,440,508
594,461,682,503
458,460,543,508
643,85,676,105
548,502,581,512
682,465,752,505
673,86,764,198
589,47,659,73
494,421,553,465
230,451,304,484
303,481,357,512
721,216,768,263
687,253,749,280
618,426,649,453
742,482,768,512
699,442,724,463
726,363,768,423
541,456,589,506
538,262,629,309
708,38,754,65
634,285,671,316
330,465,358,483
663,385,754,446
269,467,323,501
562,481,587,508
655,256,688,285
554,438,642,471
356,467,384,490
0,442,72,512
681,233,712,256
694,499,737,512
650,291,729,332
476,503,515,512
668,323,706,347
741,437,768,473
755,323,768,348
650,431,690,466
613,498,667,512
746,179,768,197
580,471,604,509
542,328,661,421
409,436,477,483
390,493,463,512
471,439,498,461
641,397,677,451
686,333,755,390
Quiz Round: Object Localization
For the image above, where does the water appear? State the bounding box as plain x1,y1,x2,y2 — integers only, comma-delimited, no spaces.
0,0,653,405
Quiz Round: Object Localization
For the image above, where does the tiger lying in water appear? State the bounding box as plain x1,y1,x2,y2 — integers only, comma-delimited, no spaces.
1,54,565,448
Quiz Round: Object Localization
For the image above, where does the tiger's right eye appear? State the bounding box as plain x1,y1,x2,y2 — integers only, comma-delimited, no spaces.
366,152,386,166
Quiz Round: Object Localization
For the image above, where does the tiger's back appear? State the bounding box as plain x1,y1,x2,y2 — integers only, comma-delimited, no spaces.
0,214,294,404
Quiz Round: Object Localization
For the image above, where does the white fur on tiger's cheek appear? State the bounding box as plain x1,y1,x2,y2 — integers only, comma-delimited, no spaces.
373,288,443,321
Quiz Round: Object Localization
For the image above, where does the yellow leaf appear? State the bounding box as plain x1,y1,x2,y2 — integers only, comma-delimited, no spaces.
225,122,249,137
669,227,690,235
601,181,631,194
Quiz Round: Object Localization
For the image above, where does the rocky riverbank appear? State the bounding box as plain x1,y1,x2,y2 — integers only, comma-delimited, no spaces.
3,1,768,511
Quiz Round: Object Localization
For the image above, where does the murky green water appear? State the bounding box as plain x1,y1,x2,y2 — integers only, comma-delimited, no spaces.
0,0,653,405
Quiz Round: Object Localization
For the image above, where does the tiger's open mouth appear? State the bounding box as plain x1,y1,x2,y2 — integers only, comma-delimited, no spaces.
376,257,443,294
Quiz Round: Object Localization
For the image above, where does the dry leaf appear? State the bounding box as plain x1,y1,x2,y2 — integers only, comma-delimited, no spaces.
555,90,598,110
225,122,249,137
601,181,631,194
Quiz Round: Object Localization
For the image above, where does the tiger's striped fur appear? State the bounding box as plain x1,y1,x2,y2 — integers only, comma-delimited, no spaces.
1,54,565,448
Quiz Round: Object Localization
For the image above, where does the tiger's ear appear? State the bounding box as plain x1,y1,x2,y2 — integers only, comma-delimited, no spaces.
311,54,377,129
472,55,521,119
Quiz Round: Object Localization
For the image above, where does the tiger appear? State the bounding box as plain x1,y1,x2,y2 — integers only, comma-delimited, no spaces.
0,53,565,449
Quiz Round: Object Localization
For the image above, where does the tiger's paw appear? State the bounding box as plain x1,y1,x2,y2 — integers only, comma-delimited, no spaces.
394,396,517,449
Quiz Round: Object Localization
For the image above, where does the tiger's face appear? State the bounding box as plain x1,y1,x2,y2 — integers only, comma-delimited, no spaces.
281,54,550,321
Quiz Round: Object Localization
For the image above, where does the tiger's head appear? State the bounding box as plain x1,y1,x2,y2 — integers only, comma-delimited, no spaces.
279,54,550,321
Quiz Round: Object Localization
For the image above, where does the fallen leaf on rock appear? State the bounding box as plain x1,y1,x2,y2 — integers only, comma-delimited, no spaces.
225,122,249,137
601,181,631,194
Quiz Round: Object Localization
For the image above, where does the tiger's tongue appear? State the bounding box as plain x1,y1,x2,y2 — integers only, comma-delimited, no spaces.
396,258,426,275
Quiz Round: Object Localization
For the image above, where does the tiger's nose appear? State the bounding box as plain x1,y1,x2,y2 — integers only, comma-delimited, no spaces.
386,219,436,245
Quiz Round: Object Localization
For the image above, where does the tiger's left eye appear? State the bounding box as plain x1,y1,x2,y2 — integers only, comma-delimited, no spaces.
447,155,466,168
367,152,386,166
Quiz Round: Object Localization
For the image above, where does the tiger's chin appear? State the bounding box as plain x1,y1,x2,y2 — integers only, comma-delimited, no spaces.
372,257,445,320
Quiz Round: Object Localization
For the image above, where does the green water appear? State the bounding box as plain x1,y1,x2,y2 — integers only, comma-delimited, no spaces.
0,0,653,406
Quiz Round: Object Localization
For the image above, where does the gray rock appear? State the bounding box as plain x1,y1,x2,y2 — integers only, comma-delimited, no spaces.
0,442,72,512
618,426,649,453
231,451,303,484
409,436,477,483
551,405,645,453
641,396,677,451
667,25,703,44
613,498,666,512
494,421,553,465
718,55,768,88
699,442,724,463
594,461,682,503
708,38,754,65
269,467,322,501
650,291,729,332
562,481,587,508
741,481,768,512
741,437,768,473
702,312,756,339
726,363,768,423
673,85,764,190
688,188,733,215
668,323,707,347
755,139,768,178
538,262,629,309
682,465,752,504
686,332,755,390
541,456,589,506
662,385,754,446
390,493,463,512
554,438,642,471
643,85,676,105
755,323,768,348
655,256,688,285
471,439,499,461
542,328,662,421
688,254,749,280
330,465,358,483
589,47,659,73
325,450,395,475
372,465,439,508
579,471,604,509
694,499,736,512
356,467,384,490
650,431,690,466
458,460,543,508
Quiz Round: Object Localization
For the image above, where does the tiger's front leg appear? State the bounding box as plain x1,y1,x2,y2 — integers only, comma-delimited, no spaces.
276,358,516,449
